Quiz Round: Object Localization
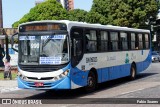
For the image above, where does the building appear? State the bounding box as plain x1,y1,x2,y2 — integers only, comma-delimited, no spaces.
35,0,74,11
57,0,74,11
68,0,74,10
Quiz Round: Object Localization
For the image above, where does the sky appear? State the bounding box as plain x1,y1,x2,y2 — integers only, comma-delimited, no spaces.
2,0,93,28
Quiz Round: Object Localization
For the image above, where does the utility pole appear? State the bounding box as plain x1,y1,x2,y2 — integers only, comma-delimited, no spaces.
0,0,4,67
0,0,3,28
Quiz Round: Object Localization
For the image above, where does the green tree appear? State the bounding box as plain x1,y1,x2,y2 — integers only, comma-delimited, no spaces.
91,0,159,28
68,9,88,22
85,11,108,25
12,0,68,28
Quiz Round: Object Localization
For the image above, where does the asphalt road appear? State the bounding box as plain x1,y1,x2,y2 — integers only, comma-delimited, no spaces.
1,62,160,107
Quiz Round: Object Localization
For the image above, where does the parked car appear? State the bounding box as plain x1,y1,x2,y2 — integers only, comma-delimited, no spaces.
152,51,159,55
152,52,160,62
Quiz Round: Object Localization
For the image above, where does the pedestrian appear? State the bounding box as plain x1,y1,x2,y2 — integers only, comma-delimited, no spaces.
6,55,11,63
0,44,5,67
4,58,12,80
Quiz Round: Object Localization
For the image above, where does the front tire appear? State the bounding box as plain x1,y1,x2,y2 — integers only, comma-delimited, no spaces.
85,71,97,92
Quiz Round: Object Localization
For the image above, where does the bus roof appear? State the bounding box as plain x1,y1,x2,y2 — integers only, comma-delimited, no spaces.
19,20,150,33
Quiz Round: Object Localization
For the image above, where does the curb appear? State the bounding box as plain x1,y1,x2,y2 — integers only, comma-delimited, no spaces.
0,80,19,93
0,87,20,93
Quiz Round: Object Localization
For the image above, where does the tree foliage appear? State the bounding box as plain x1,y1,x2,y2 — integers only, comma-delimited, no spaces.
85,11,108,25
12,0,68,28
12,0,159,29
91,0,159,28
68,9,88,22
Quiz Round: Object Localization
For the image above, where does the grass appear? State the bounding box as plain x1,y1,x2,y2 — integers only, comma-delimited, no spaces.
0,72,17,80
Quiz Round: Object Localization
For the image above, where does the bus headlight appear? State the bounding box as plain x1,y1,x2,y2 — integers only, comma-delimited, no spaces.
18,72,27,80
17,72,22,77
22,76,27,80
53,70,69,81
63,70,69,76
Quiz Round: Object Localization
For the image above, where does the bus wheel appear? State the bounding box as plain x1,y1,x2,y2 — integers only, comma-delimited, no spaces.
85,71,97,92
130,64,136,80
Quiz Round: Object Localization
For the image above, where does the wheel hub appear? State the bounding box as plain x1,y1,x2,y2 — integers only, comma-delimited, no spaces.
88,77,93,87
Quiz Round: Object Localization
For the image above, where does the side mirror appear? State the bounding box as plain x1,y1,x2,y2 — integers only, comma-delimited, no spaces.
11,33,18,52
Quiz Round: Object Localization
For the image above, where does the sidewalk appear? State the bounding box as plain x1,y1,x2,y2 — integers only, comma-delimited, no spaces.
0,80,20,93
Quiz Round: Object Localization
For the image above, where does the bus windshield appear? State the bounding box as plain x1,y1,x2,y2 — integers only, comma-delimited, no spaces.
19,34,69,65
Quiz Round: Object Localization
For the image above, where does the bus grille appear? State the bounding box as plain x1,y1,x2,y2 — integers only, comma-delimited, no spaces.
27,77,54,80
19,65,65,72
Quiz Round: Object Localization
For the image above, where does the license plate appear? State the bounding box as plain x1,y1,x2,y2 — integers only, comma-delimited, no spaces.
35,82,44,87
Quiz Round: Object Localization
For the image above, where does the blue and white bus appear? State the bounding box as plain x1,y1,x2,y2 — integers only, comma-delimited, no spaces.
12,20,151,91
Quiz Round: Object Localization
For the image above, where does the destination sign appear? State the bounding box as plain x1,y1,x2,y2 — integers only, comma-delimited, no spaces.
19,23,67,32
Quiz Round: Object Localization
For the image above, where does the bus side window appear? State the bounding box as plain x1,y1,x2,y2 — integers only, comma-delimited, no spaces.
131,33,136,50
110,32,118,51
85,30,97,52
85,34,90,51
120,32,128,50
135,34,139,49
76,39,82,57
138,34,143,49
100,31,108,51
145,34,149,49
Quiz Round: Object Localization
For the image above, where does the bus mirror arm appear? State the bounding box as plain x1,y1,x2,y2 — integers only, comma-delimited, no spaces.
73,39,76,57
12,48,18,52
11,33,18,52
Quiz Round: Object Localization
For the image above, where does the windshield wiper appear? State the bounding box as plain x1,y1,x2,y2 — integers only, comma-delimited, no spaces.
42,35,52,48
42,33,56,47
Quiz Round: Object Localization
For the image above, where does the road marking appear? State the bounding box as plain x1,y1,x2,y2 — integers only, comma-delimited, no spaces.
119,88,151,96
118,82,160,97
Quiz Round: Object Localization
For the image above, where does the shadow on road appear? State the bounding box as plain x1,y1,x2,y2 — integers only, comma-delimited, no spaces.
136,73,158,80
25,73,158,99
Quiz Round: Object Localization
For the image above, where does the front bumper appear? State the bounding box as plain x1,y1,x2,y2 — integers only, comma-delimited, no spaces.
17,76,71,90
152,57,160,62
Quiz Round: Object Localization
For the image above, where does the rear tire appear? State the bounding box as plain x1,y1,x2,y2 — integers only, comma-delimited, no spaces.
85,71,97,92
130,64,136,80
